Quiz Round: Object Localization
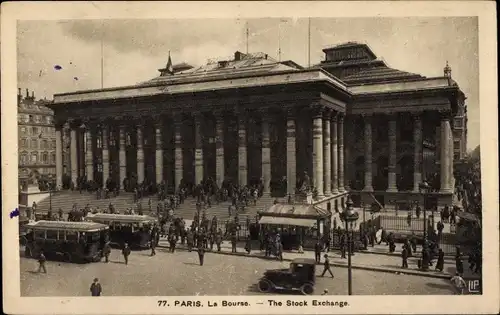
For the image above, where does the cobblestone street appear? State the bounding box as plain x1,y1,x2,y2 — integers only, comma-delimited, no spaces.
21,248,456,297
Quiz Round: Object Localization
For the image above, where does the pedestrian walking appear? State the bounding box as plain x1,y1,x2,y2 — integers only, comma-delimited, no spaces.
37,251,47,273
103,242,111,263
150,238,156,256
244,236,252,255
231,232,237,253
320,254,334,278
90,278,102,296
435,248,445,272
122,243,131,265
314,240,322,263
197,246,205,266
401,247,408,269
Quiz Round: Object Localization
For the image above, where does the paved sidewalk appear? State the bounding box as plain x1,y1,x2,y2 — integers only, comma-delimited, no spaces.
360,243,456,261
156,240,477,280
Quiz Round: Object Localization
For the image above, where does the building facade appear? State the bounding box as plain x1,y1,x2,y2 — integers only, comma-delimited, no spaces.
48,43,466,210
18,88,59,187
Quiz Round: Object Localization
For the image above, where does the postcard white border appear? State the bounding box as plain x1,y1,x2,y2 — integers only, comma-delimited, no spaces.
2,1,498,314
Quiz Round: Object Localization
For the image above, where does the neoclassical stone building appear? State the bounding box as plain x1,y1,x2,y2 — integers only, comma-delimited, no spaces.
49,43,466,210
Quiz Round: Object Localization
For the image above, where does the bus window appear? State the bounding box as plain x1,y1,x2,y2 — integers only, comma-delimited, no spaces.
46,230,59,240
34,230,45,239
65,230,78,241
87,232,100,243
132,223,140,232
121,223,133,233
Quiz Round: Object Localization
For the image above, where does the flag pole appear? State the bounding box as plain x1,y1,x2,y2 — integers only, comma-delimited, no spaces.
308,17,311,68
101,23,104,89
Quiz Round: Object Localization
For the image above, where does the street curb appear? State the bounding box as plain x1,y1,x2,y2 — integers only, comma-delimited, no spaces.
360,249,456,262
156,245,452,280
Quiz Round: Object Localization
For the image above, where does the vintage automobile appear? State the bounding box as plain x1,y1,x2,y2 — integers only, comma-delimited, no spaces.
85,213,157,249
257,258,316,295
23,220,110,263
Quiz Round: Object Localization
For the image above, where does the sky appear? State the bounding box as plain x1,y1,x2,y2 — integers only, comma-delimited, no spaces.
17,17,479,150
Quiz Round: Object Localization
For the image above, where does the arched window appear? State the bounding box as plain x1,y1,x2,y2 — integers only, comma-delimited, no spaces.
51,153,56,164
42,140,48,149
42,152,49,164
20,152,28,165
51,140,56,149
31,139,38,149
31,153,38,164
29,115,34,123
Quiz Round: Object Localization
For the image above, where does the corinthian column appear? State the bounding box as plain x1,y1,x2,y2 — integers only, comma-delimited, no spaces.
85,124,94,181
331,114,339,194
174,116,183,191
387,115,398,192
119,124,126,190
323,110,332,196
55,123,63,189
363,114,374,192
155,119,163,185
70,122,78,186
312,107,324,198
338,114,345,192
194,114,204,185
286,109,297,196
136,123,144,184
102,124,109,187
413,114,423,192
440,113,452,193
215,114,225,188
238,115,248,187
261,115,271,196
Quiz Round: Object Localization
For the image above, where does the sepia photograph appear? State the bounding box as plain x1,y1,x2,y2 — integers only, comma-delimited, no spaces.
2,1,498,314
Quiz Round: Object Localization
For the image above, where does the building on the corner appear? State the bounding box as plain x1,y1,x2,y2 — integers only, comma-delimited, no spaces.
47,42,467,211
18,88,58,190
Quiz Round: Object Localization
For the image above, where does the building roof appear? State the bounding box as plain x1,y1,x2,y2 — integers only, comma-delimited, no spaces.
86,213,157,223
26,220,108,232
343,65,425,84
140,52,300,87
258,203,330,218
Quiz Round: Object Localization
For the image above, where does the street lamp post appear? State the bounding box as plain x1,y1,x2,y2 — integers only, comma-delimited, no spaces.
419,181,430,271
342,197,359,296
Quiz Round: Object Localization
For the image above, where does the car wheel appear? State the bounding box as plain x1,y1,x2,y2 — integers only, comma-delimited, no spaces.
258,279,272,293
300,283,314,295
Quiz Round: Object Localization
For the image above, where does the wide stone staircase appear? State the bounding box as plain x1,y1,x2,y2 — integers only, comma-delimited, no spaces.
36,190,279,224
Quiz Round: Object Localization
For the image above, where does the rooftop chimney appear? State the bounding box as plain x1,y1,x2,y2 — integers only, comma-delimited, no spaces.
18,88,21,96
32,91,35,99
25,88,29,99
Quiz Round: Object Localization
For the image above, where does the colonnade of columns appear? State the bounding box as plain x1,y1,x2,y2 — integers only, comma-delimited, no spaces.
54,107,347,198
54,109,453,196
358,112,453,194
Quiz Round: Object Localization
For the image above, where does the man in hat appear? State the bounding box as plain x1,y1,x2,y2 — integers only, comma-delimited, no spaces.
314,240,322,264
90,278,102,296
122,243,131,265
103,241,111,263
37,250,47,273
320,254,334,278
197,245,205,266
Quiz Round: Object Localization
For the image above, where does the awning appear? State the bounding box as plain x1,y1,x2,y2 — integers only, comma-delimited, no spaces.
258,216,317,227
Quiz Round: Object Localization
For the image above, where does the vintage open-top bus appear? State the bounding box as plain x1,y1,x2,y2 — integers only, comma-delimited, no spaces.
85,213,157,249
23,220,110,263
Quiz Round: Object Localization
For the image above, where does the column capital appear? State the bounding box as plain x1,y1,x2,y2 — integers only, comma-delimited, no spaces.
361,113,373,120
338,112,345,123
322,107,333,120
411,112,422,121
310,105,324,119
330,112,339,122
438,110,452,121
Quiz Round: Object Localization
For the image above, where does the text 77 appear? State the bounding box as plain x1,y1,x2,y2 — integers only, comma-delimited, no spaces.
158,300,168,307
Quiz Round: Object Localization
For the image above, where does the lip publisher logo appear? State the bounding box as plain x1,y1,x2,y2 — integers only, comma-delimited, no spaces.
468,279,482,294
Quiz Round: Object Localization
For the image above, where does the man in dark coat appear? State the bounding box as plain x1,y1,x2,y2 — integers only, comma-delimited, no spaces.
231,231,237,253
401,247,409,269
245,236,252,254
90,278,102,296
37,251,47,273
197,246,205,266
215,229,223,252
455,255,464,275
103,242,111,263
122,243,131,265
435,248,445,272
186,230,194,252
314,240,322,263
